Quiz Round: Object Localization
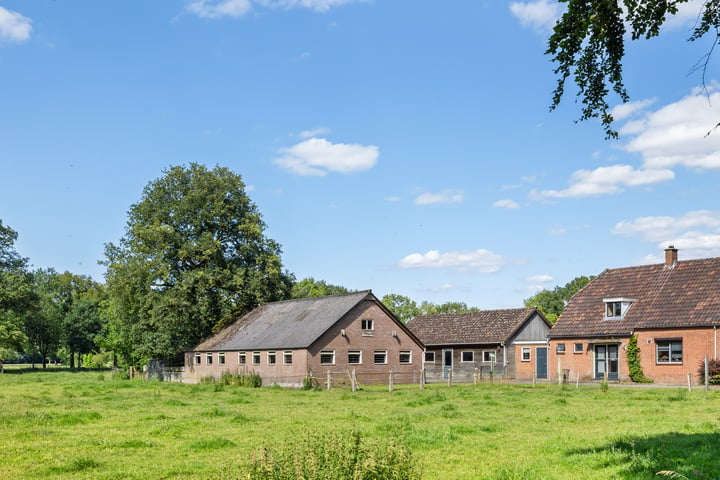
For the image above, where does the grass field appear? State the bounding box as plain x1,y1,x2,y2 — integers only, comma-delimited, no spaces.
1,369,720,479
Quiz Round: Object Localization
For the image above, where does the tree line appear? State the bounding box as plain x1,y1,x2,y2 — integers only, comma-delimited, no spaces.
0,163,591,369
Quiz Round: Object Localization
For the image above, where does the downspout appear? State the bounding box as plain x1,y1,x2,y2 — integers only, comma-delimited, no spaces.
715,325,717,360
501,342,506,378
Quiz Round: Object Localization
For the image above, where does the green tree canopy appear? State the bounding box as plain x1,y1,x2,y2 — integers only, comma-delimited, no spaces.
548,0,720,138
381,294,420,324
0,221,32,361
291,277,350,299
524,275,594,324
103,164,293,364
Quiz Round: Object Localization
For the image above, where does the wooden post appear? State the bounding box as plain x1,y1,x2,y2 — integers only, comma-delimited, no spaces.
326,370,331,391
532,370,536,388
705,355,709,390
687,372,692,392
473,367,479,385
576,372,580,389
557,357,563,385
420,368,425,390
447,368,453,387
388,371,394,393
351,369,357,392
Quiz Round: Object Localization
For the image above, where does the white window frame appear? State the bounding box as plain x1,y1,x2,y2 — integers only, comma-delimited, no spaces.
482,351,496,363
238,352,246,365
320,350,335,365
361,319,374,336
267,351,276,365
521,347,531,362
194,353,201,365
424,351,435,363
348,350,362,365
283,351,293,365
573,343,583,354
603,298,635,320
399,350,412,364
556,343,566,354
206,353,213,365
461,351,474,363
218,352,226,365
656,339,683,364
374,350,387,365
252,352,261,365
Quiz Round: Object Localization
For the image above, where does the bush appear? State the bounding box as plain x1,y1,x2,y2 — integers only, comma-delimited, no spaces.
246,430,421,480
697,358,720,385
219,371,262,388
626,335,652,383
302,376,319,390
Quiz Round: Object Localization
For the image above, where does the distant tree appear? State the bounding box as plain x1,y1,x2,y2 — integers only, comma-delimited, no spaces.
524,275,594,324
103,164,293,364
291,277,350,299
0,221,32,363
419,300,479,316
548,0,720,138
381,294,420,323
24,269,64,368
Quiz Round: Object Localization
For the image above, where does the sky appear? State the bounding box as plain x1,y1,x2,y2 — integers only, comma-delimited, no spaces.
2,0,720,310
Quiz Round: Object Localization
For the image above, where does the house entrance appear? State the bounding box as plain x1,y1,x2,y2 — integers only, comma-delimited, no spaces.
443,348,453,378
535,347,548,379
594,344,619,380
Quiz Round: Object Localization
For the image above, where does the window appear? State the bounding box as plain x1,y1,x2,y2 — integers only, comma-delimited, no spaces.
267,351,276,365
252,352,261,365
604,298,634,319
320,350,335,365
283,351,293,365
374,350,387,364
482,351,496,363
521,347,531,362
399,350,412,364
461,351,474,362
206,353,213,365
361,319,374,336
238,352,246,365
606,301,622,318
556,343,566,354
424,352,435,362
194,353,201,365
573,343,583,354
218,352,225,365
656,339,683,364
348,350,362,364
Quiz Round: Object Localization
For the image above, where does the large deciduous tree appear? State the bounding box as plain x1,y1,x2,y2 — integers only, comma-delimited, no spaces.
548,0,720,138
524,275,594,324
381,294,420,324
103,164,293,364
0,221,32,363
291,277,350,299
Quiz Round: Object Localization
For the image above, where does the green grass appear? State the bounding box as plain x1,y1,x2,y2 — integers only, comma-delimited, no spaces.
1,369,720,479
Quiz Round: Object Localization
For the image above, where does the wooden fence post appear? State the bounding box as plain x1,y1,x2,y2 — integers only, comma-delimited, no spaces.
705,355,709,390
447,368,453,387
326,370,331,391
388,371,394,393
473,367,479,385
420,369,425,390
687,372,692,392
576,372,580,389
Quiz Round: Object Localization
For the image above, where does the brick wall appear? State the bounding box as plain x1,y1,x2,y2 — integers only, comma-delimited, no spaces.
636,328,717,384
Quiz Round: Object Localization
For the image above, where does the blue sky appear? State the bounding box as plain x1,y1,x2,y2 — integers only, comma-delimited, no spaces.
2,0,720,309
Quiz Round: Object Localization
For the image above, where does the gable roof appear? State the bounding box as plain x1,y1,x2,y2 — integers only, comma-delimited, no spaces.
550,256,720,338
192,290,375,351
407,307,544,346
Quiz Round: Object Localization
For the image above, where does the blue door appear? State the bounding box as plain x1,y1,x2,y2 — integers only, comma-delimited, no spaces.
536,347,548,379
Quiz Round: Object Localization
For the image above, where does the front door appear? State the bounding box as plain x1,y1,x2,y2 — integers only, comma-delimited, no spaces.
443,348,453,378
536,347,548,379
595,344,619,380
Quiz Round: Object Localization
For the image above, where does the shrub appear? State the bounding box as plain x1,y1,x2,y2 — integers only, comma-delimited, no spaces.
697,358,720,385
246,430,421,480
626,335,653,383
219,371,262,388
302,376,319,390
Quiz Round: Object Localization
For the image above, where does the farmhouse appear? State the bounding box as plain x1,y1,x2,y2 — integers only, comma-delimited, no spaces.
407,308,551,382
184,290,424,387
549,247,720,384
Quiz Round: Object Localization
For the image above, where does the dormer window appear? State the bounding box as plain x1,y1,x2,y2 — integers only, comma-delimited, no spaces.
604,298,634,320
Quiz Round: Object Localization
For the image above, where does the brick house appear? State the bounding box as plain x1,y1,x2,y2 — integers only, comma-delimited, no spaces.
407,308,551,382
184,291,424,387
549,247,720,384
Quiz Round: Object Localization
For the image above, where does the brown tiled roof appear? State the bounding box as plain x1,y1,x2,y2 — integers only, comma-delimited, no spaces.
550,256,720,338
407,308,539,346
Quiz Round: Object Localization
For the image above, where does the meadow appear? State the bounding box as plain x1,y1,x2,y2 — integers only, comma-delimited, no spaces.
1,369,720,480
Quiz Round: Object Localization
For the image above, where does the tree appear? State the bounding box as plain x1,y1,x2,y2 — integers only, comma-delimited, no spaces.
291,277,350,299
524,275,594,324
547,0,720,138
24,269,64,368
0,221,32,363
381,294,420,323
103,164,293,364
419,301,479,316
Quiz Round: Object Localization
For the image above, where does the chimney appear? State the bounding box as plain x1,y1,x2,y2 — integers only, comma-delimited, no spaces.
664,245,678,267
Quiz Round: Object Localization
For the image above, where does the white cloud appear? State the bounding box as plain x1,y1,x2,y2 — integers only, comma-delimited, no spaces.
298,126,330,138
619,87,720,170
260,0,365,12
509,0,562,33
274,137,378,176
527,274,553,283
0,7,32,43
398,249,519,273
546,227,568,236
492,199,520,209
530,165,674,200
611,98,656,121
415,190,464,206
612,210,720,260
186,0,252,18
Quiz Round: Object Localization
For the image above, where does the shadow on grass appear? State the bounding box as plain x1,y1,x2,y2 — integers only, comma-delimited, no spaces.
569,432,720,479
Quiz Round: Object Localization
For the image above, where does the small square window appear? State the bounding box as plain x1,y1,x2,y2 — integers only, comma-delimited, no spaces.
399,350,412,364
238,352,246,365
374,350,387,364
206,353,213,365
556,343,566,354
348,350,362,364
424,352,435,362
267,351,276,365
521,347,531,362
320,350,335,365
361,319,374,336
252,352,261,365
606,301,622,318
194,353,201,365
218,352,225,365
573,343,583,354
461,351,474,362
482,351,496,363
283,351,293,365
